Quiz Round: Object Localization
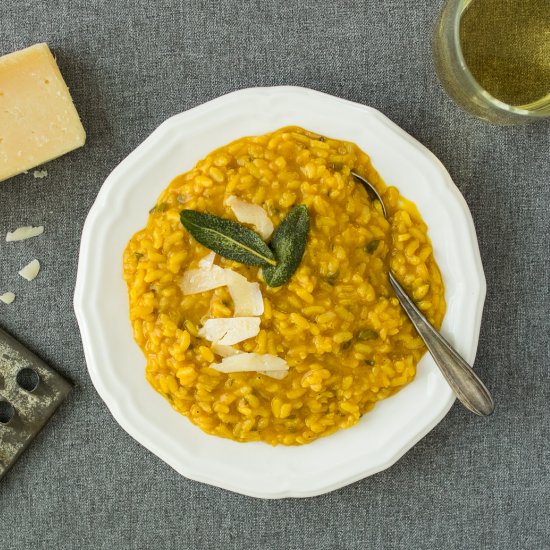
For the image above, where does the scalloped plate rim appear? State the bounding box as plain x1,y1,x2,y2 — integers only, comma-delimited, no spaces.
74,86,486,499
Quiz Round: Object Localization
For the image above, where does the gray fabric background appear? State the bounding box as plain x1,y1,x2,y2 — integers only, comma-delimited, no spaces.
1,1,549,549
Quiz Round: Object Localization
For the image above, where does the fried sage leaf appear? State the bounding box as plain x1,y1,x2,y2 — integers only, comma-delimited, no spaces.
180,210,276,267
263,205,310,287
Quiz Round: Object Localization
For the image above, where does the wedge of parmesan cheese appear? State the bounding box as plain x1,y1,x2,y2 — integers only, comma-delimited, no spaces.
211,352,289,374
199,317,260,346
18,259,40,281
181,264,227,295
0,292,15,304
0,44,86,182
224,269,264,316
226,195,274,240
6,225,44,242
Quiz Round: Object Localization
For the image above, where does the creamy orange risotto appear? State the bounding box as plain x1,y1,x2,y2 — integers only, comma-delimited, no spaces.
123,127,446,445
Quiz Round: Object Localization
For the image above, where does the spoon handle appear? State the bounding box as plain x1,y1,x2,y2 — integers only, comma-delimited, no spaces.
389,272,494,416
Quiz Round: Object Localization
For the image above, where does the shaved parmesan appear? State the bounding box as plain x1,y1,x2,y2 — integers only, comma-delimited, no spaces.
33,169,48,178
211,343,242,357
260,370,288,379
181,264,226,295
181,251,265,325
198,251,216,270
199,317,260,346
18,259,40,281
6,225,44,242
211,352,289,374
224,269,264,316
226,195,274,240
181,253,264,318
0,292,15,304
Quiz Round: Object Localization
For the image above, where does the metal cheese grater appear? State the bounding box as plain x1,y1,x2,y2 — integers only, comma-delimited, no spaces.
0,326,72,480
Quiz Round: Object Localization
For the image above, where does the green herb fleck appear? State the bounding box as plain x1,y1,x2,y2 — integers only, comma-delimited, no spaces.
365,359,375,366
329,162,343,172
317,136,326,142
323,271,339,285
341,339,353,350
134,252,144,260
357,329,378,341
366,240,380,254
150,202,168,214
262,205,310,287
180,210,276,268
267,204,281,216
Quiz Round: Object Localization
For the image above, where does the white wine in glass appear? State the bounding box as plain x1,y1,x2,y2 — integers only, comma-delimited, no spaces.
433,0,550,124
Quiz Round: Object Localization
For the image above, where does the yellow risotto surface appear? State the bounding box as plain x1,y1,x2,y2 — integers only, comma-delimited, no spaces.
123,127,446,445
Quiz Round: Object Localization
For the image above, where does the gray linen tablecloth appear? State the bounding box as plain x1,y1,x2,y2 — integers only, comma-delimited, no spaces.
1,1,549,549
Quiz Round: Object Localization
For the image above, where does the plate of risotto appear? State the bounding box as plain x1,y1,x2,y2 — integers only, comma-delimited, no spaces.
74,86,486,498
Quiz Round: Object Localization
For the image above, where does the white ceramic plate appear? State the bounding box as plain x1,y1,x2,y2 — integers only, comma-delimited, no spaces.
74,86,485,499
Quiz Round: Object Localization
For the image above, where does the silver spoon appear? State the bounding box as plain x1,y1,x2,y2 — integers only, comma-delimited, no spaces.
352,171,494,416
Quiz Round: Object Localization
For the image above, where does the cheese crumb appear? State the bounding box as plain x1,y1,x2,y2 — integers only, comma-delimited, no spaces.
226,195,274,240
6,225,44,242
0,292,15,304
33,169,48,179
18,259,40,281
